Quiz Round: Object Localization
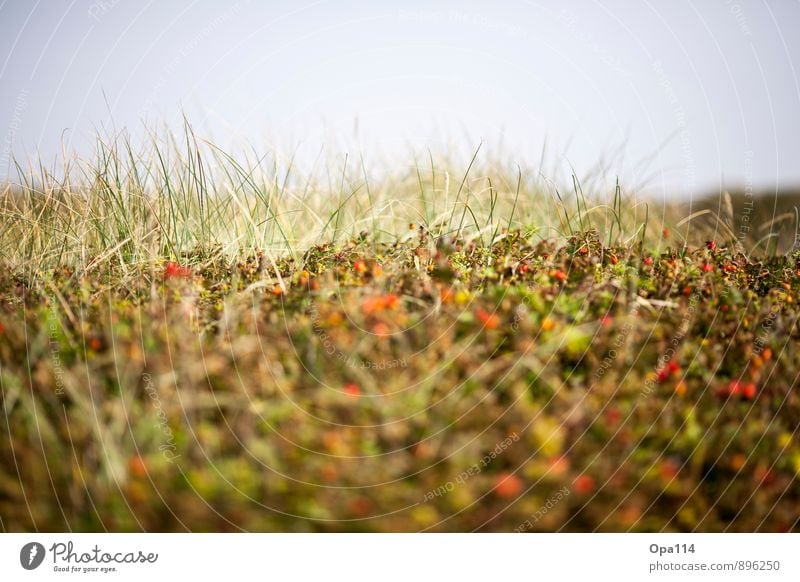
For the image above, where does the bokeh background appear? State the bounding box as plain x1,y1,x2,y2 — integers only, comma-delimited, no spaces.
1,0,799,197
3,1,800,535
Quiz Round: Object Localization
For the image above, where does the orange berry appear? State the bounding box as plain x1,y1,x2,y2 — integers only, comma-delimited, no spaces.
494,472,524,498
128,455,147,478
548,455,570,476
353,260,368,275
413,442,433,459
440,287,455,304
362,296,382,315
320,464,339,482
322,431,342,452
343,383,361,399
362,294,399,314
372,322,390,336
541,317,555,332
730,453,746,471
348,497,373,517
762,347,773,361
326,312,343,326
675,380,687,396
476,308,500,330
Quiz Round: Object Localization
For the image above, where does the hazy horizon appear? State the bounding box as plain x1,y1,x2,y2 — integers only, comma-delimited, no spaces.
1,0,799,199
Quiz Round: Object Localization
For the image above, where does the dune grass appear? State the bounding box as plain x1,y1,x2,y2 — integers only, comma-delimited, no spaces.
1,129,798,532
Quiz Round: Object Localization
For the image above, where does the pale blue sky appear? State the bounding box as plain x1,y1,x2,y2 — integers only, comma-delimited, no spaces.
1,0,798,198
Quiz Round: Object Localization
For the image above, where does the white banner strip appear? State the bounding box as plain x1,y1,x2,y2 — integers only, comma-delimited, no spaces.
1,533,797,581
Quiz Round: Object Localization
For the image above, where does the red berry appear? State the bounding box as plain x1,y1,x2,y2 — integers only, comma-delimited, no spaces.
343,383,361,399
660,458,680,480
605,406,622,426
706,240,717,251
574,474,595,494
755,465,776,486
643,256,654,266
383,293,399,309
742,383,757,399
718,380,744,398
164,262,191,279
702,263,714,273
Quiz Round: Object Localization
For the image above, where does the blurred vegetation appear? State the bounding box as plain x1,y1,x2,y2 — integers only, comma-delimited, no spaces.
1,130,798,531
